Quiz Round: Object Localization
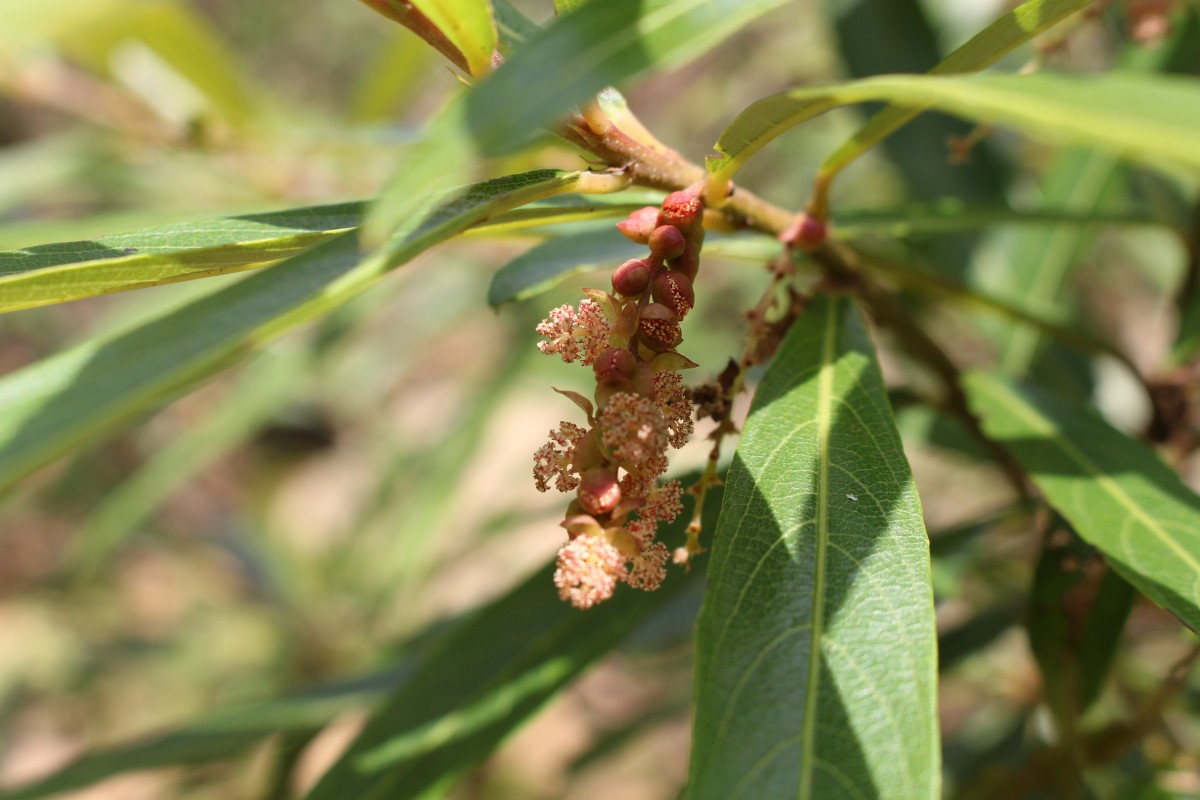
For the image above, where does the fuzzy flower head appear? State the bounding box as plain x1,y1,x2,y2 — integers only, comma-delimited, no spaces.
653,371,694,449
533,422,587,493
599,392,668,475
626,541,670,591
536,299,612,366
627,480,684,545
554,532,627,609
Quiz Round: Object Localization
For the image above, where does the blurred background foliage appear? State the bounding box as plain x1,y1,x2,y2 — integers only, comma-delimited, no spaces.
0,0,1197,798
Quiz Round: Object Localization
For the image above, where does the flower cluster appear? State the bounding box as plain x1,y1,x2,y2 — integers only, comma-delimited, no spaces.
533,189,706,608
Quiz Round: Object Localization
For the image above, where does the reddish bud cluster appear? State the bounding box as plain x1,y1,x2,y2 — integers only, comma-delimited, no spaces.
534,188,708,608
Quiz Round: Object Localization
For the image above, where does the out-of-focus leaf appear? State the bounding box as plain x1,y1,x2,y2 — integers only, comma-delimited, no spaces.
69,350,308,575
304,487,720,800
0,204,361,312
0,670,397,800
487,228,642,307
57,0,260,126
834,204,1166,239
689,295,939,799
1028,524,1135,741
350,30,436,122
824,0,1093,178
707,73,1200,190
465,0,792,155
0,169,588,493
938,604,1023,673
406,0,497,77
966,372,1200,631
465,192,661,236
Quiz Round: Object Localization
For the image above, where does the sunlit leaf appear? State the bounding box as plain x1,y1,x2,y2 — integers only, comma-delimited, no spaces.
690,294,939,799
707,73,1200,190
0,170,587,492
966,372,1200,631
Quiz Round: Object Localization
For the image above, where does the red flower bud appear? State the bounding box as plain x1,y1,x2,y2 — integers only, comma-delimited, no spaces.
652,271,695,319
593,346,637,384
611,258,651,297
659,191,704,233
616,207,660,244
578,468,622,515
648,225,686,260
638,303,683,352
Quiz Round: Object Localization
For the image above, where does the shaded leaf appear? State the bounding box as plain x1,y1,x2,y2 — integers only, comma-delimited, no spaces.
707,73,1200,189
488,228,642,307
824,0,1093,177
965,372,1200,631
305,485,719,800
0,169,587,493
690,295,939,799
1028,523,1135,740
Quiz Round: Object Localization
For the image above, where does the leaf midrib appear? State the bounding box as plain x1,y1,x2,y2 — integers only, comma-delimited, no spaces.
799,301,837,800
983,376,1200,576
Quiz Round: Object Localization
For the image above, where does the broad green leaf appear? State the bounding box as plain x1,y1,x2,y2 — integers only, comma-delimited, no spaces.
0,204,361,312
707,73,1200,190
465,0,792,155
823,0,1093,178
305,487,719,800
690,295,939,799
1028,524,1134,742
965,371,1200,631
0,169,586,493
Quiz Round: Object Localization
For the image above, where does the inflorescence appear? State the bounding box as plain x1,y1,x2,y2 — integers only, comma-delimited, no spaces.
532,188,705,608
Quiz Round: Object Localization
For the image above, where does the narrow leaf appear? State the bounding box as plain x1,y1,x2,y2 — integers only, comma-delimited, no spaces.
406,0,497,77
0,204,361,312
690,295,939,799
0,170,586,493
487,228,642,307
708,73,1200,189
965,372,1200,631
305,487,719,800
465,0,792,155
823,0,1094,177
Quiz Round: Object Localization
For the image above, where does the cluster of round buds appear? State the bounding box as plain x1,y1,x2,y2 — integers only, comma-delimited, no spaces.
533,189,706,608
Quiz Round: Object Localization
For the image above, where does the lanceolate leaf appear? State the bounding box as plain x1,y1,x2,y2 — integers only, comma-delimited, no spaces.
707,73,1200,190
407,0,497,77
965,372,1200,631
0,169,587,493
465,0,792,155
690,295,939,799
305,487,718,800
823,0,1093,177
0,203,360,313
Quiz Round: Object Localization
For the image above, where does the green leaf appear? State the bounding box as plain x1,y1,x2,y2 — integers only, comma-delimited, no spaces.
707,72,1200,189
823,0,1094,178
689,295,939,799
465,0,792,155
305,487,718,800
0,204,361,313
1028,524,1135,741
965,371,1200,631
407,0,498,77
487,228,642,307
0,169,586,493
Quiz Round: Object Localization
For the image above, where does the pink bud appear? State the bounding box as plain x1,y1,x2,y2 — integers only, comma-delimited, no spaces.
652,271,694,319
578,468,622,515
611,258,651,297
638,303,683,352
648,225,686,259
616,207,660,244
781,213,827,252
659,191,704,233
593,346,637,384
